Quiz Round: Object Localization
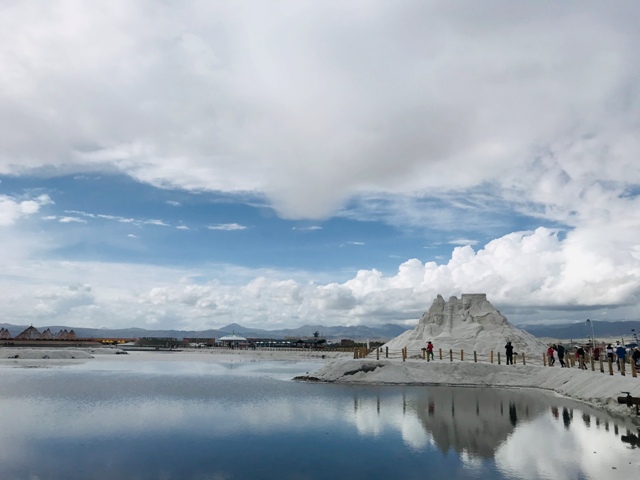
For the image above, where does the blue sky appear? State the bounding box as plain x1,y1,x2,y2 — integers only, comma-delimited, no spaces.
1,1,640,331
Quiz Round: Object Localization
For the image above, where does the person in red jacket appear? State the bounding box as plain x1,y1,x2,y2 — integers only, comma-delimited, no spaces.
547,345,556,366
426,340,434,360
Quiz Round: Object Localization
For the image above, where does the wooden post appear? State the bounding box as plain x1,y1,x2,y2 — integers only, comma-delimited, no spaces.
376,348,379,360
422,349,426,360
608,358,614,376
599,357,604,373
632,360,637,378
439,348,443,360
543,353,547,366
514,354,517,365
385,346,388,358
461,350,464,362
449,349,453,362
474,351,477,363
621,358,625,376
522,352,526,365
490,351,494,363
498,352,501,365
580,355,585,370
590,355,595,371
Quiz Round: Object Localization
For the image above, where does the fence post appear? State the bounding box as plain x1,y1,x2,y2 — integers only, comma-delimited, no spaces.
632,360,637,378
439,348,443,360
590,356,595,371
490,351,494,363
608,358,614,376
543,353,547,366
461,350,464,362
621,358,626,376
376,348,380,360
497,352,501,365
599,357,604,373
514,354,517,365
386,346,388,359
449,349,453,362
402,347,406,362
474,351,477,363
422,349,426,360
522,352,526,365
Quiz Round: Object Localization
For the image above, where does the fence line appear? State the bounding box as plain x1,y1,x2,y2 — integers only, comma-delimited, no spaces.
358,346,639,378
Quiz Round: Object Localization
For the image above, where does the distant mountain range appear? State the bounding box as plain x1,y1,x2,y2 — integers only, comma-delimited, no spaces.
518,320,640,342
3,320,639,343
0,322,410,342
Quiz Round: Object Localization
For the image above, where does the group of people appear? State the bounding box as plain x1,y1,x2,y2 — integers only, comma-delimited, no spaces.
546,342,640,370
424,339,640,369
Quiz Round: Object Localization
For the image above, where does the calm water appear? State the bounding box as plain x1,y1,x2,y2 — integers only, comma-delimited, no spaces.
1,353,639,480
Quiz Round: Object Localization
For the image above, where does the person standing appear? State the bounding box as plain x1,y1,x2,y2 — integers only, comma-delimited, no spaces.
616,343,627,371
547,345,556,366
632,347,640,368
606,344,615,364
576,345,586,370
426,340,434,360
557,343,566,368
505,341,514,365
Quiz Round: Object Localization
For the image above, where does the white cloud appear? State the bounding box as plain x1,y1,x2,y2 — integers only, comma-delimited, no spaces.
0,194,51,226
207,223,247,231
59,216,87,223
0,1,637,222
1,225,637,330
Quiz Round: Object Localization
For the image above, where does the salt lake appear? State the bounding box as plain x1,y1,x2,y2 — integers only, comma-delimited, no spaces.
0,352,639,479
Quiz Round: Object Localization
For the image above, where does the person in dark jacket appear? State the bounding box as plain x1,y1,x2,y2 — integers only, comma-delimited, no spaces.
557,344,566,367
505,341,514,365
576,346,586,369
632,347,640,368
616,344,627,370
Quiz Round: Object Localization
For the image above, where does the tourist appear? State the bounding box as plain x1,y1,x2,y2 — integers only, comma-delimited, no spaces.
576,345,586,369
426,340,434,361
606,344,614,363
616,343,627,371
547,345,555,366
505,341,514,365
593,346,600,361
632,347,640,368
557,343,566,368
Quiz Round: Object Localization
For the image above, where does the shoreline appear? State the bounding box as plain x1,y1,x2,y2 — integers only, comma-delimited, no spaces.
304,358,640,420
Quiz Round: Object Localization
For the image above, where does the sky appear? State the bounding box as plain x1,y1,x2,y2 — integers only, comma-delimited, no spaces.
1,0,640,332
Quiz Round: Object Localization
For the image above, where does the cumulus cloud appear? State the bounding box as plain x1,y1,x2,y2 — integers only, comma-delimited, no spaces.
0,194,52,226
0,1,638,222
1,1,640,329
0,226,638,330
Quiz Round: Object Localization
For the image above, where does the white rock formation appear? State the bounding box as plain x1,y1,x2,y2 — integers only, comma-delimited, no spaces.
383,294,547,358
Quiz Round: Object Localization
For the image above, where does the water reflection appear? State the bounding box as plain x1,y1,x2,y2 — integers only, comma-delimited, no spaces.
0,357,639,480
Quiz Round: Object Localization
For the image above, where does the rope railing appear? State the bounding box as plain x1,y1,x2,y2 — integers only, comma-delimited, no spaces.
357,346,639,378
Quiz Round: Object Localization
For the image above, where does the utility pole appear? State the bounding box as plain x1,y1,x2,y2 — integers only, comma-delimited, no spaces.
586,319,595,349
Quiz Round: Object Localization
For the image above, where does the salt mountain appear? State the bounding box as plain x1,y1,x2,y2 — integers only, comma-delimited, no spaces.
384,294,547,357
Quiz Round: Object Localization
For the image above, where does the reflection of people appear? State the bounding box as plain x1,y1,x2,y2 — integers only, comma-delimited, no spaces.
562,407,571,429
426,341,434,360
505,342,514,365
557,344,566,368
